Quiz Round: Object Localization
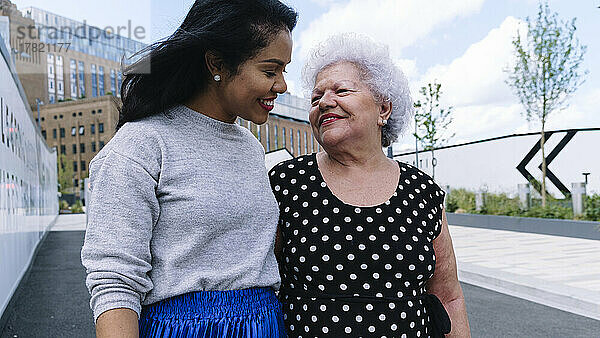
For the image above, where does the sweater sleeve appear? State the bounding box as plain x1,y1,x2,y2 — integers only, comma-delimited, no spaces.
81,149,160,322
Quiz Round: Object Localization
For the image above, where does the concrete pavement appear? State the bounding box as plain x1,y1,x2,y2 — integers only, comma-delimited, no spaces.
2,214,599,337
449,224,600,321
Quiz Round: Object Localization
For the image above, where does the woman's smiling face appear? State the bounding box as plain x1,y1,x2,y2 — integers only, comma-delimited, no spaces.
221,29,293,124
310,62,387,150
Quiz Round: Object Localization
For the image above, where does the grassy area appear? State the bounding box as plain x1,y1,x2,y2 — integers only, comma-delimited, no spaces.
445,188,599,221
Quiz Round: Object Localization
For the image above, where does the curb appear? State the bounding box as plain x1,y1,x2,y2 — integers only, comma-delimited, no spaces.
457,261,600,321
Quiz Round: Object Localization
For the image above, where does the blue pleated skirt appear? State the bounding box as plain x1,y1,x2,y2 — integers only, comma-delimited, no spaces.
139,287,286,338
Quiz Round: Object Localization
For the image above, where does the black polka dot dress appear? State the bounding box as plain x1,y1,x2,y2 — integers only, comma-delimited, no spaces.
268,153,450,338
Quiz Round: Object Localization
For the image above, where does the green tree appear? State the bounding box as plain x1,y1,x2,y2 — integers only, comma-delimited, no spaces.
505,1,587,207
414,81,454,179
57,154,74,193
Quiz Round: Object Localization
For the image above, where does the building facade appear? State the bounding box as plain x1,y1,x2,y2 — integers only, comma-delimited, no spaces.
38,95,119,191
240,93,320,157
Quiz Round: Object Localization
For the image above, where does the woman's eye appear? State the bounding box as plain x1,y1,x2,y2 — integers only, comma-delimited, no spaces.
337,89,349,94
265,71,277,77
311,97,321,105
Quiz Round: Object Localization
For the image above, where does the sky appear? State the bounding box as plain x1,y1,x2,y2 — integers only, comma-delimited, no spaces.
10,0,600,151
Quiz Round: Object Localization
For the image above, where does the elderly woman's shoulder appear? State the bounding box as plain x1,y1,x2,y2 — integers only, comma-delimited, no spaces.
396,160,446,198
268,154,316,185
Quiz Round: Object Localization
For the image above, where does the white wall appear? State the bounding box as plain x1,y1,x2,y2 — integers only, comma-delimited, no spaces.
0,36,58,319
396,130,600,197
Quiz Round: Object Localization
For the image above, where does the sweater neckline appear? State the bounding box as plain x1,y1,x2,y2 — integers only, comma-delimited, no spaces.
171,104,244,135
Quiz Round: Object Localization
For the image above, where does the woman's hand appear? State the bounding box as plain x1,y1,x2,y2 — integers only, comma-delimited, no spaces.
96,308,138,338
427,210,471,337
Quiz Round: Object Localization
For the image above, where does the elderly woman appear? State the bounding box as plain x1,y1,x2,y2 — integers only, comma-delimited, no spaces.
268,34,470,337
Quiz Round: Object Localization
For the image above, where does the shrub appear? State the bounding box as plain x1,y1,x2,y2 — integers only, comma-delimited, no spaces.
59,200,69,210
583,194,600,221
71,200,84,213
446,188,476,213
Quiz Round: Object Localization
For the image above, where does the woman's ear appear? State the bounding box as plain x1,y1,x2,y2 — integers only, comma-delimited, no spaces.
205,51,225,80
380,101,393,121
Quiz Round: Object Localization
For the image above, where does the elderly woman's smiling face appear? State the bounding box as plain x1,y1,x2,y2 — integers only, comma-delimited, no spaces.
309,62,390,152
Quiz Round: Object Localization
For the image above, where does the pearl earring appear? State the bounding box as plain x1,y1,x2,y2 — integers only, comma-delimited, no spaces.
382,119,388,126
213,74,221,82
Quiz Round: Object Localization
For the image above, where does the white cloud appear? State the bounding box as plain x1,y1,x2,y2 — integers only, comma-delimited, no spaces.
417,16,526,108
296,0,486,60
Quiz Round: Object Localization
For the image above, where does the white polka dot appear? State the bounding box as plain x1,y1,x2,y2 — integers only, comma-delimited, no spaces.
280,173,286,178
342,305,350,311
322,199,328,205
332,315,339,322
388,217,394,222
366,217,373,222
383,244,390,250
406,244,413,250
340,284,347,290
401,312,407,319
379,314,386,321
311,192,318,198
345,327,352,333
369,235,377,241
334,226,341,231
358,244,366,250
354,208,361,213
350,273,357,280
326,275,333,281
346,234,353,240
355,315,363,322
361,264,368,270
379,226,386,232
347,254,355,260
409,264,416,270
333,207,339,213
384,264,392,270
372,254,380,260
366,304,373,310
323,217,329,223
372,272,380,279
322,327,329,333
334,244,342,250
368,326,376,333
356,226,364,232
322,235,329,241
391,324,397,331
363,283,370,289
336,264,344,270
344,216,351,222
396,254,404,260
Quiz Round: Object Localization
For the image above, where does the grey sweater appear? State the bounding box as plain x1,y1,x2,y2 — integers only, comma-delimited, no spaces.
81,105,280,321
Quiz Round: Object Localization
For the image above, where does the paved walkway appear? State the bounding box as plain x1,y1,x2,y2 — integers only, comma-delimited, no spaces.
449,224,600,320
2,215,599,337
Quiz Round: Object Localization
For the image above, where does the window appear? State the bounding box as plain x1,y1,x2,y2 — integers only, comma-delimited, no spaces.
60,145,66,154
70,59,77,98
98,123,104,133
91,64,97,97
80,160,86,171
91,124,95,134
110,69,116,94
71,127,76,136
297,130,301,155
91,142,96,152
78,112,82,116
73,161,78,172
60,128,65,138
59,114,63,119
274,125,278,149
117,71,122,98
282,127,286,147
98,66,104,95
53,129,57,139
290,129,294,154
80,143,85,153
257,125,261,141
98,109,102,114
54,115,57,120
91,110,95,114
78,61,85,97
72,144,77,154
265,124,270,151
79,126,84,135
99,141,105,149
72,112,76,117
304,132,308,155
42,130,46,139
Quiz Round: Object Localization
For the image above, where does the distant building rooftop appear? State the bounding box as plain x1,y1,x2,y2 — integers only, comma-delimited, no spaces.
22,7,146,63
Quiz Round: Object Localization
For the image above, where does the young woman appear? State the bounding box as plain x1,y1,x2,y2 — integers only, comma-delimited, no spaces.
80,1,297,336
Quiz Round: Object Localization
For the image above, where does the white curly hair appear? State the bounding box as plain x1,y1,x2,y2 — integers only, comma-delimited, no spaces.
302,33,414,147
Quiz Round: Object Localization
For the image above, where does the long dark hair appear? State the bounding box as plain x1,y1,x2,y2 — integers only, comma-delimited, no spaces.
116,0,298,131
